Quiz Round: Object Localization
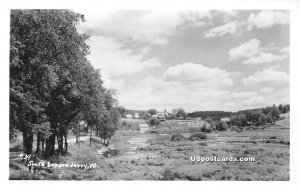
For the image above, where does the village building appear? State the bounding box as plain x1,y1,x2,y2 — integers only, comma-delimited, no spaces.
221,117,230,122
152,114,158,118
134,113,139,119
138,123,149,133
125,114,133,119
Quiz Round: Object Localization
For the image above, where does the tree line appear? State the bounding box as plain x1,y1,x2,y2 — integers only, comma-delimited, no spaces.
10,10,119,158
231,104,289,127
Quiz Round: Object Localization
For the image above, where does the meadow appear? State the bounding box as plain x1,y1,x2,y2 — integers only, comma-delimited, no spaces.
9,116,289,180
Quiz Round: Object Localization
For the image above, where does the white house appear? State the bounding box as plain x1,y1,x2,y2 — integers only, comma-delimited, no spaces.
125,114,133,119
221,117,230,122
134,113,139,119
152,114,158,118
138,123,149,133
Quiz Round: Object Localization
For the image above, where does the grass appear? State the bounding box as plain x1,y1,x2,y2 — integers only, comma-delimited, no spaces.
9,118,290,180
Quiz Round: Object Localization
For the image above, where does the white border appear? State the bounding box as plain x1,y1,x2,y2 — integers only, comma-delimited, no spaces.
1,1,299,192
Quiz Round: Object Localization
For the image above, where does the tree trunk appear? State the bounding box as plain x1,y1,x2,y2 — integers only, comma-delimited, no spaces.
35,133,40,155
45,134,55,158
90,126,92,146
57,134,63,154
64,133,68,151
41,136,45,157
76,134,79,143
22,130,33,155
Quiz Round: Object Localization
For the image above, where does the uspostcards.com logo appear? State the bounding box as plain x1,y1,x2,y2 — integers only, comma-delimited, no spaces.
191,156,255,162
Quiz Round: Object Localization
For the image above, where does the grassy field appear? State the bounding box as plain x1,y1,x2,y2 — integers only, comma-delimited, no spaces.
9,118,290,180
119,118,147,130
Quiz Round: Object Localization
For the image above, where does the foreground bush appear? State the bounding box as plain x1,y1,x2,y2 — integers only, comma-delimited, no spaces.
216,121,229,131
170,133,186,141
148,117,161,127
188,132,207,141
201,121,212,132
161,168,203,180
231,126,242,132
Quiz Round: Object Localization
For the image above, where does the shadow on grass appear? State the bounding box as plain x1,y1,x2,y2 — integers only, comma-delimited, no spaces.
9,143,23,152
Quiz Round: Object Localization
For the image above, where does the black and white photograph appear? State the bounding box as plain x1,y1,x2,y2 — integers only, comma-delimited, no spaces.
2,0,300,188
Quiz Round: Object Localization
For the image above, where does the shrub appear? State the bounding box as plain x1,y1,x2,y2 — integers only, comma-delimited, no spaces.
170,133,186,141
216,121,229,131
161,168,180,180
188,132,207,141
204,117,212,123
149,117,160,126
231,126,242,132
161,168,203,181
210,121,218,130
149,130,158,134
201,121,212,132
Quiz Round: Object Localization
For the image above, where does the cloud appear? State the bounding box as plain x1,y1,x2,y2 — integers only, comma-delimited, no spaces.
247,10,289,30
204,21,242,38
117,72,289,112
87,35,161,82
281,46,290,54
241,95,267,106
118,74,289,112
242,69,289,85
162,63,234,87
118,75,232,112
242,52,287,64
231,91,257,99
77,10,213,45
73,10,290,112
259,87,275,93
228,38,289,64
228,38,260,60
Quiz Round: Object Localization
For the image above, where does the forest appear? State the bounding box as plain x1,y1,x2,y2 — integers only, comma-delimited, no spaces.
9,9,120,159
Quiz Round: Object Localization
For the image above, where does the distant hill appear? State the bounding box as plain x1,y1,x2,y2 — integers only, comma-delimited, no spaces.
188,111,235,120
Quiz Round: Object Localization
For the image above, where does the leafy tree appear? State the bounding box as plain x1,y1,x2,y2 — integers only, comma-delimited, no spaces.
10,10,119,158
266,113,273,124
282,104,290,113
239,114,248,127
201,121,212,132
167,113,177,120
271,105,281,124
204,117,212,123
174,108,187,120
117,106,126,118
231,114,249,127
216,121,228,131
278,104,283,112
259,113,266,125
230,116,237,127
282,105,288,113
144,113,152,120
148,109,157,116
246,111,261,125
148,117,160,127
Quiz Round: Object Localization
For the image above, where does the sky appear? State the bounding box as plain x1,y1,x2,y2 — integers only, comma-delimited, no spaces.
75,10,290,112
